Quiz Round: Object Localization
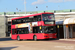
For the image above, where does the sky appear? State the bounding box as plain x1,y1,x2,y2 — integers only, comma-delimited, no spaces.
0,0,75,12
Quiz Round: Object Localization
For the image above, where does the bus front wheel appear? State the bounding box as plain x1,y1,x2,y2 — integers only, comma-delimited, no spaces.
33,36,37,41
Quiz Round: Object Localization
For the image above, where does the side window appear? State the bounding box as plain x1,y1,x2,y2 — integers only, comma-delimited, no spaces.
12,20,17,25
22,18,32,23
17,28,21,34
12,15,41,25
33,26,42,33
33,15,41,22
21,28,28,34
12,19,22,24
25,18,30,23
33,16,38,22
17,28,29,34
12,29,14,34
29,18,33,22
37,15,41,21
12,29,16,34
22,18,26,23
25,28,29,34
16,19,22,24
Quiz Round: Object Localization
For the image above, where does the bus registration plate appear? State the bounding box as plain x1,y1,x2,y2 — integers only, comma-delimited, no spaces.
49,37,52,38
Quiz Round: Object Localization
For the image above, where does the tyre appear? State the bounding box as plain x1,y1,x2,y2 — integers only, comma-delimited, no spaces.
17,36,21,41
33,36,37,41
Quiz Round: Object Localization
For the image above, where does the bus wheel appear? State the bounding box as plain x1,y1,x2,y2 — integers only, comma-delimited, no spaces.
17,36,21,41
33,36,37,41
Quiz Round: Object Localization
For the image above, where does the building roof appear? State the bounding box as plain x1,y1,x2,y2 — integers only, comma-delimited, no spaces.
0,9,75,15
64,18,75,25
56,21,63,25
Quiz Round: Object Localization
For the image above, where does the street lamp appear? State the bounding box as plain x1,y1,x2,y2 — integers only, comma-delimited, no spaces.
36,6,38,12
24,0,26,15
46,6,48,11
16,8,18,14
58,5,60,10
19,10,21,15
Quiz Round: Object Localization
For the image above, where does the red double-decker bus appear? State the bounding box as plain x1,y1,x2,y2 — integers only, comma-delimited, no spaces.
11,12,57,41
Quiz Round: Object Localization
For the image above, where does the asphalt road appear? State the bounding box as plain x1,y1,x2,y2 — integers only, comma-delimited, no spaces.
0,37,75,50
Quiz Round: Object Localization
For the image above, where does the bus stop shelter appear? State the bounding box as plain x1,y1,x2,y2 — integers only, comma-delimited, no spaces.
64,18,75,39
55,12,75,39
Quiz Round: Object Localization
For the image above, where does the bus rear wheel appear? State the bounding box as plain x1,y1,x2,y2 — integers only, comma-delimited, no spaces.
33,36,37,41
17,36,22,41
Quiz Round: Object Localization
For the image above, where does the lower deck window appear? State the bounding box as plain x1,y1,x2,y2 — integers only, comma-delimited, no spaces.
33,26,42,33
43,26,56,33
12,29,16,34
17,28,28,34
12,28,28,34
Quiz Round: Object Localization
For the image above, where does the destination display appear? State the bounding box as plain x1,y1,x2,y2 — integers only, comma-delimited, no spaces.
44,22,54,24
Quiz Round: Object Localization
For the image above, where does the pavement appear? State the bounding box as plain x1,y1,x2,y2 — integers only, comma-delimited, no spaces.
59,39,75,41
0,37,75,50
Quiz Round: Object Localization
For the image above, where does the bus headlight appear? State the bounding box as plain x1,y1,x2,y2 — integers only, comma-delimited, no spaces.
44,36,48,37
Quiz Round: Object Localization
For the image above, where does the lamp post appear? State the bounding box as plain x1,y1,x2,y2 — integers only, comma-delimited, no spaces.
16,8,18,14
46,6,48,11
19,10,21,15
24,0,26,15
58,5,59,10
36,6,38,12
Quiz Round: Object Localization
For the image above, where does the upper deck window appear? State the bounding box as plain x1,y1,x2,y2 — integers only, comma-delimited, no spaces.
33,15,41,22
17,19,22,24
12,15,41,25
42,14,55,21
12,20,17,25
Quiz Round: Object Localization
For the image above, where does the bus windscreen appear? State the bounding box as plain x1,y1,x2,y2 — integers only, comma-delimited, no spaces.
43,26,56,33
42,14,55,21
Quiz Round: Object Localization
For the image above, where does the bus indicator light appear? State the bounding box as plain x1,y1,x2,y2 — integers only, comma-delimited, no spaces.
40,26,41,29
43,34,44,35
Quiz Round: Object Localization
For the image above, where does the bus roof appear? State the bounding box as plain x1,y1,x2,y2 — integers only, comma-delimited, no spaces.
12,12,54,20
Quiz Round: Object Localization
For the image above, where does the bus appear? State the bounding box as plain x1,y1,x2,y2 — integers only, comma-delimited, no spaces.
11,12,57,41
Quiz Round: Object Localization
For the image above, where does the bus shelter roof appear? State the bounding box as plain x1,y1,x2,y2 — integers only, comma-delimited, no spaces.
64,18,75,25
56,21,63,25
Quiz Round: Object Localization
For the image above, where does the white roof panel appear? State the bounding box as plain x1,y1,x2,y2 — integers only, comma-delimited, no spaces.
64,18,75,24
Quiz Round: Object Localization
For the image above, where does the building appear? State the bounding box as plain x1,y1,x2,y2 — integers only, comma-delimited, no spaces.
0,15,6,37
0,9,75,39
0,14,31,37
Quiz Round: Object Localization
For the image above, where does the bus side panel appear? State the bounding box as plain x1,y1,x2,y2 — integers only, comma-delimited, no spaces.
11,25,15,29
53,33,57,38
18,34,34,39
44,33,57,39
35,33,57,39
19,33,45,39
11,35,17,39
35,33,44,39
